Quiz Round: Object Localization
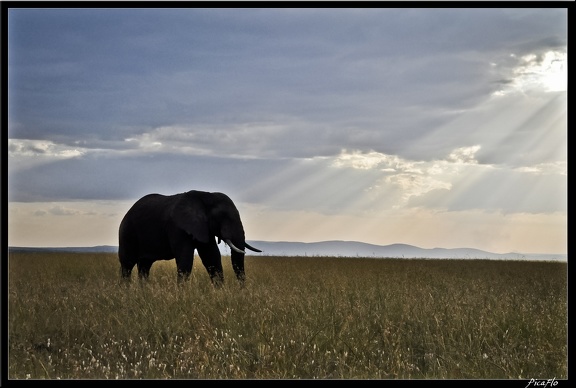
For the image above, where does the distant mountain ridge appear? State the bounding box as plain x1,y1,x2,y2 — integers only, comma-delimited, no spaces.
244,240,566,261
9,245,119,254
9,241,566,261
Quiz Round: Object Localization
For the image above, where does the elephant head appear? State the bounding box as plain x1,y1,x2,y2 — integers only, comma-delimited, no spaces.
170,191,261,283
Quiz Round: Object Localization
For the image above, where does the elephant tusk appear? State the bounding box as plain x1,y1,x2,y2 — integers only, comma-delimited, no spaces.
225,239,245,254
245,242,262,253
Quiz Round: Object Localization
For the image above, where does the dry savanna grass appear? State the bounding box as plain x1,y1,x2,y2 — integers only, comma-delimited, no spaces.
8,251,567,379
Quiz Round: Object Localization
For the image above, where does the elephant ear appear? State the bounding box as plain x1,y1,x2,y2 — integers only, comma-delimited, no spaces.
171,192,210,243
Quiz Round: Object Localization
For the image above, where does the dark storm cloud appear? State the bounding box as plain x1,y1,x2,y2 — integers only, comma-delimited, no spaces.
8,8,567,159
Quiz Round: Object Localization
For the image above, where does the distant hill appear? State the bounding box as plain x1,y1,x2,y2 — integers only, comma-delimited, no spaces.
243,240,566,261
8,241,566,261
9,245,118,254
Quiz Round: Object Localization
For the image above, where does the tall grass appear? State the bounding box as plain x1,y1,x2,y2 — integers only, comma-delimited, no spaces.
8,252,567,379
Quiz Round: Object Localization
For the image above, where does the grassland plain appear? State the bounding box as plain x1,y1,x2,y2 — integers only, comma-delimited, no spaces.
7,252,567,380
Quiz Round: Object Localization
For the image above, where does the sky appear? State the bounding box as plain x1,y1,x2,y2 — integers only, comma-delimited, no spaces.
6,7,567,254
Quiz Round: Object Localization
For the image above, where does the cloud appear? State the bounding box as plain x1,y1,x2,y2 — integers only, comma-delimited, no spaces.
447,146,481,164
46,205,80,216
8,8,567,162
8,139,88,174
8,139,84,158
406,163,567,214
32,205,102,217
8,137,566,217
8,147,295,202
332,150,402,170
493,50,567,96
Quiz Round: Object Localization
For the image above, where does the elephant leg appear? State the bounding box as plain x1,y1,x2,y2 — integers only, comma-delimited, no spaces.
119,248,136,282
197,243,224,286
120,265,133,283
175,249,194,282
231,251,246,284
137,261,152,281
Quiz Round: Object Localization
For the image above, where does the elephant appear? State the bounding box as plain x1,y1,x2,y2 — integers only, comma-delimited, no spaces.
118,190,261,286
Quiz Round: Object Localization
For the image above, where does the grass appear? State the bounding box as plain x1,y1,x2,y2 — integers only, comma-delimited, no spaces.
7,252,567,379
